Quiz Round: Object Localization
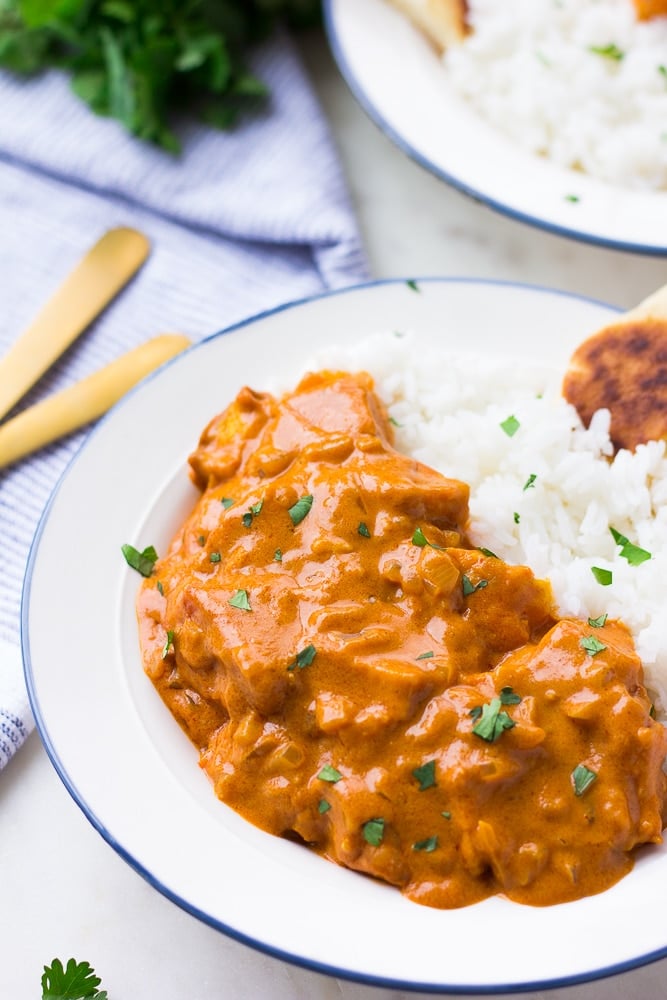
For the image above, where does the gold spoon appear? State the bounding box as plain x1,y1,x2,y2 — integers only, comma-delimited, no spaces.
0,334,190,469
0,227,150,422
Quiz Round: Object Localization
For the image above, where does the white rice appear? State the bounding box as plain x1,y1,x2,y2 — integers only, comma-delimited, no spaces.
443,0,667,190
304,331,667,712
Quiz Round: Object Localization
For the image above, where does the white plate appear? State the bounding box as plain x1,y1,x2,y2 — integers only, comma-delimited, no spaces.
324,0,667,257
23,279,667,993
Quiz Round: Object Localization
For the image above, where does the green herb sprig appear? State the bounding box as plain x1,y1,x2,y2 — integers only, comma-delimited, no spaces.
0,0,321,151
41,958,107,999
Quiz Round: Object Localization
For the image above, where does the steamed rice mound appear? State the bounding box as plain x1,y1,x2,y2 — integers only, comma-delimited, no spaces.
443,0,667,190
306,331,667,716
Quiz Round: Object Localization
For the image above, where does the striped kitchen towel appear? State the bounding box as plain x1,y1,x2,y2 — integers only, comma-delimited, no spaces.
0,31,367,769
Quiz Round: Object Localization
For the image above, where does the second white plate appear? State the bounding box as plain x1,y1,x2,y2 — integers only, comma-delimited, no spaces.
324,0,667,256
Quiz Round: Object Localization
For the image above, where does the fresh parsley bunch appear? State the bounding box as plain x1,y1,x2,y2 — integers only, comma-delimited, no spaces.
0,0,321,151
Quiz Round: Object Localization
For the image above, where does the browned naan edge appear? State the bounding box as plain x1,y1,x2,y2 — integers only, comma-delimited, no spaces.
563,283,667,451
387,0,469,50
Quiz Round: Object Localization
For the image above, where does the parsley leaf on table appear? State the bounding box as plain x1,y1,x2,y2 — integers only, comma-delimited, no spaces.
41,958,108,1000
0,0,321,151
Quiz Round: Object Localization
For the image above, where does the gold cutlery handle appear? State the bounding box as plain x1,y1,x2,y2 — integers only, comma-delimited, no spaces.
0,334,190,469
0,227,150,421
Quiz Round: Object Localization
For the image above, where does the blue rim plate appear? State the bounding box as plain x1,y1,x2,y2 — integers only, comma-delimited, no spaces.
324,0,667,257
22,279,667,993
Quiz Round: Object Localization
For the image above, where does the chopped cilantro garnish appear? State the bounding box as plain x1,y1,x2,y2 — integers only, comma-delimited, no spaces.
289,494,313,525
412,759,437,790
513,512,520,524
660,65,667,81
411,526,444,549
523,473,537,491
472,697,515,742
221,497,234,509
572,763,597,796
210,552,221,563
121,543,158,577
591,566,613,586
362,817,385,846
287,644,317,671
413,835,438,852
477,546,498,559
358,522,371,538
610,526,651,566
416,651,434,660
318,799,331,814
500,414,520,437
589,43,624,61
441,810,452,820
274,548,283,562
162,630,174,660
499,686,521,705
565,194,580,203
469,705,483,721
462,575,488,596
588,613,608,628
389,415,402,427
406,279,420,293
580,635,607,656
157,580,164,596
318,764,342,783
198,535,206,546
229,589,251,611
243,500,264,528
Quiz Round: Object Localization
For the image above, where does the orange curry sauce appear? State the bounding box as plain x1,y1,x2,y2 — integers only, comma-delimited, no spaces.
137,371,667,908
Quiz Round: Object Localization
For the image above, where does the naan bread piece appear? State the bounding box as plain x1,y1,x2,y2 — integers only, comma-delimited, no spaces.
563,284,667,452
388,0,468,50
632,0,667,19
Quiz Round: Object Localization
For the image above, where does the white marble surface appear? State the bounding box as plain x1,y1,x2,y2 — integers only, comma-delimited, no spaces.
4,28,667,1000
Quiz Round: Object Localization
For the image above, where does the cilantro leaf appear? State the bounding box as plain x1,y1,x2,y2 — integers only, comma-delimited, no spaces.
288,494,313,526
580,635,607,656
499,686,521,705
413,835,438,852
287,643,317,671
610,526,651,566
591,566,613,586
121,542,158,577
589,43,624,61
572,764,597,796
500,415,520,437
412,759,437,790
317,764,342,783
41,958,107,1000
412,526,444,550
362,817,385,846
161,629,174,660
229,589,251,611
462,575,488,596
472,697,515,742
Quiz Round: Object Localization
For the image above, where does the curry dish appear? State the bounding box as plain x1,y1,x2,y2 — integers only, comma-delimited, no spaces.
136,370,667,908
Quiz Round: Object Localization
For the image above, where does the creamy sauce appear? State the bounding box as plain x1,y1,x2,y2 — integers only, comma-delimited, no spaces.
137,371,667,908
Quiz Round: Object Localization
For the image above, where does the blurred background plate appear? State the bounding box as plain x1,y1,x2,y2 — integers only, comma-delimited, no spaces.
324,0,667,257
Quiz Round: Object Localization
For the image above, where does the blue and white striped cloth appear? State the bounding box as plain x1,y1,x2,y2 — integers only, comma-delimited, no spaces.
0,33,367,768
